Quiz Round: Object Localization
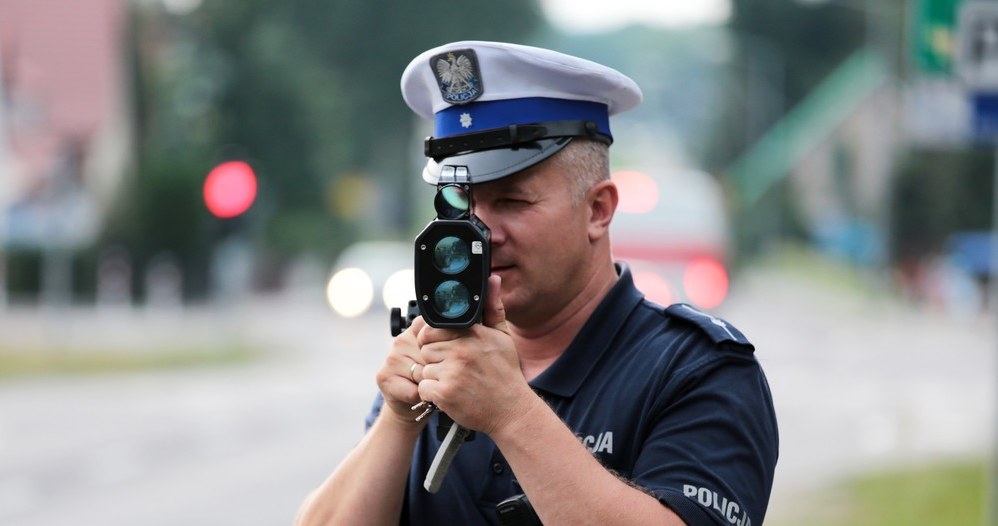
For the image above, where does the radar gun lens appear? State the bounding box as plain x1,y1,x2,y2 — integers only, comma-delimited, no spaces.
434,185,470,220
433,280,471,319
434,236,471,274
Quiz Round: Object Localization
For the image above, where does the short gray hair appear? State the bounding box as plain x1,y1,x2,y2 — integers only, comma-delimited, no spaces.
548,138,610,204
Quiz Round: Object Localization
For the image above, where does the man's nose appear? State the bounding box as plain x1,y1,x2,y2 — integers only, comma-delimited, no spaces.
474,207,504,245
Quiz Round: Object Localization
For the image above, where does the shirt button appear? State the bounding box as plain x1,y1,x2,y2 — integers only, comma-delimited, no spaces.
491,462,505,475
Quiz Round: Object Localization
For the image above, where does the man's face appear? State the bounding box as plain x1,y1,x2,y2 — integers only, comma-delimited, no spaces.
471,158,594,326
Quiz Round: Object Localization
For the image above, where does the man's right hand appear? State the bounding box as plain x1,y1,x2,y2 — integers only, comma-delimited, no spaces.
376,315,432,427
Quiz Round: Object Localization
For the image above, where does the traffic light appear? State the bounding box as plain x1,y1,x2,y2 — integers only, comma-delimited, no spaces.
203,160,257,219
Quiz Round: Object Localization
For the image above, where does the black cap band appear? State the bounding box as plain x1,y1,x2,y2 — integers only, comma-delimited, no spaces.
424,120,610,161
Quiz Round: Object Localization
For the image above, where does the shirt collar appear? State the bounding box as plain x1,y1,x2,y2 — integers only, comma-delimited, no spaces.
528,262,645,398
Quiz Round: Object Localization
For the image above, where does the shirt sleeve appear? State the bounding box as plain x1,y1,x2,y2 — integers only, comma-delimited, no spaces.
364,392,385,432
631,343,779,526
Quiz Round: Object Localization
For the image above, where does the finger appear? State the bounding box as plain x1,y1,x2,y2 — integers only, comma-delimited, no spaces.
378,368,422,406
416,324,465,347
388,341,422,369
387,340,425,387
420,362,441,381
484,274,510,333
408,315,427,335
419,340,458,365
391,335,421,365
410,362,430,383
417,378,441,407
392,379,421,405
395,316,427,352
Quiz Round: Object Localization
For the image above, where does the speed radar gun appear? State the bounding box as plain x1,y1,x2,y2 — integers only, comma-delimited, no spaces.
391,176,490,494
415,177,491,329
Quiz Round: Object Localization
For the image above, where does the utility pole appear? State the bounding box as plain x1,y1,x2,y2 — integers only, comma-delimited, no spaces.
0,38,8,309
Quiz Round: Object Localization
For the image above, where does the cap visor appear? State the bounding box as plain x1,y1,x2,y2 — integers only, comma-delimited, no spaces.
423,137,572,185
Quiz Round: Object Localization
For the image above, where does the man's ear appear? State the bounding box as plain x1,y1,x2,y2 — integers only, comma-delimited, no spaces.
587,179,618,242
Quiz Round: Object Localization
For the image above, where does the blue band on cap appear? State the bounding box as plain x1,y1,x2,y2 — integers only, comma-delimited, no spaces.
434,97,611,139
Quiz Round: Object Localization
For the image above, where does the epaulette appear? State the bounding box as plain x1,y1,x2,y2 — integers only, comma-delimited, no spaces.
665,303,754,351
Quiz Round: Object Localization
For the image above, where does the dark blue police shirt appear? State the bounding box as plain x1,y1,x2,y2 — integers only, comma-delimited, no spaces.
365,264,779,526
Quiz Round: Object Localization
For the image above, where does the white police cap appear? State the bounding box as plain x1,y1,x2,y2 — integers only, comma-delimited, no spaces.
401,40,642,185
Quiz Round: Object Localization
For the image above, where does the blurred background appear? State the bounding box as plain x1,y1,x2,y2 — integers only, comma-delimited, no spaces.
0,0,995,524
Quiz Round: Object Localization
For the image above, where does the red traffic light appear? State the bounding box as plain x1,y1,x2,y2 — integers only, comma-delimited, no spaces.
204,161,257,218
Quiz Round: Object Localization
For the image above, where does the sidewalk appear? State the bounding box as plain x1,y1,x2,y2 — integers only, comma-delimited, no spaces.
722,262,996,521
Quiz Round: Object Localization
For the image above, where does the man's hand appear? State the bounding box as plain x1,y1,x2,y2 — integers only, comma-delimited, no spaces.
414,275,534,436
375,315,431,427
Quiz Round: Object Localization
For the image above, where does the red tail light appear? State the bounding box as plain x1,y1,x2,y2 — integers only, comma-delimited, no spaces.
612,170,659,214
634,271,677,306
683,257,728,309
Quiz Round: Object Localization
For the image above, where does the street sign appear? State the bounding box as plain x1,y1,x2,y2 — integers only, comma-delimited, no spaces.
970,91,998,139
917,0,966,75
957,1,998,140
957,0,998,90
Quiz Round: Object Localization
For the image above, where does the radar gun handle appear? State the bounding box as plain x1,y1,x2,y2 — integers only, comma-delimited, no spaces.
424,421,472,493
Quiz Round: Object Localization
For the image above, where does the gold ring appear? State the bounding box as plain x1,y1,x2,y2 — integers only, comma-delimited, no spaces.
409,362,419,382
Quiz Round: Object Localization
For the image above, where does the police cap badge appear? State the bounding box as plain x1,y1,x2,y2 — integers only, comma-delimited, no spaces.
431,49,483,105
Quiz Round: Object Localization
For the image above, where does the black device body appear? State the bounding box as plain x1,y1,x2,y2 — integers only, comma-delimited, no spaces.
496,493,542,525
413,183,491,329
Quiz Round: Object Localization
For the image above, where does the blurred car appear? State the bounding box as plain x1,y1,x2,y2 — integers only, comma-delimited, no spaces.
326,241,414,318
610,167,730,310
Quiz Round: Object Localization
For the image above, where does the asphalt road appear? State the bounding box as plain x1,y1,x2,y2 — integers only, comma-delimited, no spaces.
0,266,993,525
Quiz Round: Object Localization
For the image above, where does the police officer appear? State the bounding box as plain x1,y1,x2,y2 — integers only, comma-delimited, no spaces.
297,41,778,526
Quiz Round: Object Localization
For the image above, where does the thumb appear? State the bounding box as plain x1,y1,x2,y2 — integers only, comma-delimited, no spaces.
483,274,509,332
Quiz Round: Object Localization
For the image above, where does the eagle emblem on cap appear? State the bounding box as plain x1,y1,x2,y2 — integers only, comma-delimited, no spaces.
431,49,483,105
